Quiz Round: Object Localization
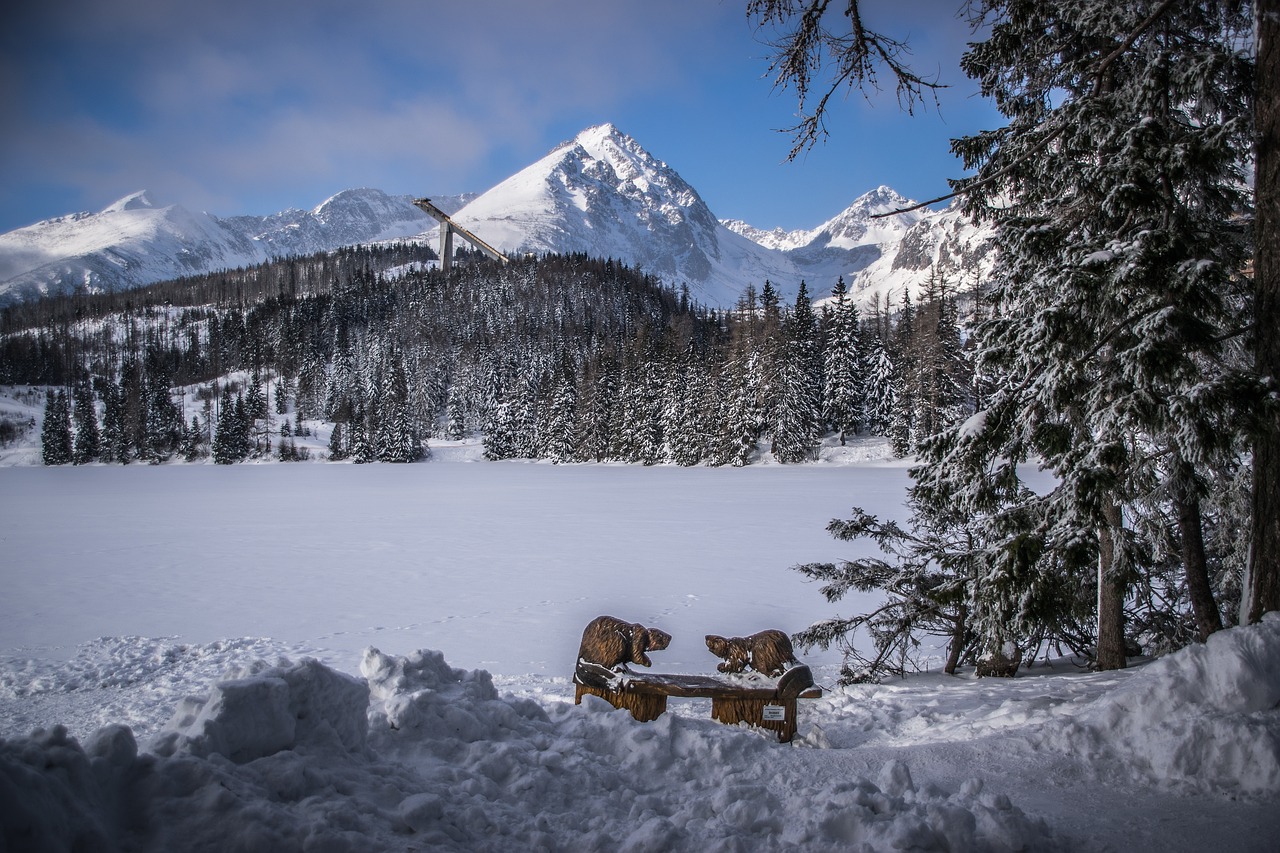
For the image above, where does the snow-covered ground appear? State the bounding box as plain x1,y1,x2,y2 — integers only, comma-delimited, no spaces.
2,460,1278,851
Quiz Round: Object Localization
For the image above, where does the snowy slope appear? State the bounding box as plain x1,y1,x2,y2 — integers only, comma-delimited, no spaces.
0,192,262,304
0,189,436,306
217,188,442,259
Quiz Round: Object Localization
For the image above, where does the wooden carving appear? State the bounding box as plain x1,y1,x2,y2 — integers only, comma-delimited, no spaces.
577,615,672,671
705,629,800,678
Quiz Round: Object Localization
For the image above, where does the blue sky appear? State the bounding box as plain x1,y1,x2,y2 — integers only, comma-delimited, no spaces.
0,0,1001,234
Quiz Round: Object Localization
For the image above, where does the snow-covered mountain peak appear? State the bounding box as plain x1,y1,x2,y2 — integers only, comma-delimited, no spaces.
312,187,397,218
815,187,923,249
101,190,159,214
850,185,914,216
572,122,624,149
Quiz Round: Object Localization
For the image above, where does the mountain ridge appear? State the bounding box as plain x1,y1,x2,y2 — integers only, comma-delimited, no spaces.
0,124,991,309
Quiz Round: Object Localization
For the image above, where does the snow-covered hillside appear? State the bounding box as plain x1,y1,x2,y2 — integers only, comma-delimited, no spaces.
0,189,438,306
1,464,1277,852
0,124,993,311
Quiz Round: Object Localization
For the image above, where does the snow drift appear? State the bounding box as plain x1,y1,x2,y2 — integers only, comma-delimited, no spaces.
1037,613,1280,796
5,617,1280,851
3,646,1063,852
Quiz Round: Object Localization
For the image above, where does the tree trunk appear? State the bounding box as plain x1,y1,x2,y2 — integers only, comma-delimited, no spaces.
1096,501,1128,670
1247,0,1280,624
944,602,968,675
1173,462,1223,641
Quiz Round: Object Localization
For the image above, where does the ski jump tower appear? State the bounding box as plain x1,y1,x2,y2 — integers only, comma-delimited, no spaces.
412,198,511,273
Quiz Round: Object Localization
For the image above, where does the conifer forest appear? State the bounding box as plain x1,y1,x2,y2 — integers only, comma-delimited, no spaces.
1,247,971,472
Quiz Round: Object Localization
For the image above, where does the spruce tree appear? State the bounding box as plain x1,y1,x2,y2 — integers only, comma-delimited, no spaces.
40,389,73,465
823,277,866,444
941,1,1255,667
212,388,241,464
71,378,100,464
750,0,1258,668
183,415,204,462
774,282,823,463
100,377,130,464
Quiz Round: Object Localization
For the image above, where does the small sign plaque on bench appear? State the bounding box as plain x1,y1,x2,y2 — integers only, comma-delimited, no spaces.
762,703,787,722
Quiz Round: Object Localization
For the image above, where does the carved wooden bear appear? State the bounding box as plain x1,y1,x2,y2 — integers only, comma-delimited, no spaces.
578,615,673,671
705,629,799,677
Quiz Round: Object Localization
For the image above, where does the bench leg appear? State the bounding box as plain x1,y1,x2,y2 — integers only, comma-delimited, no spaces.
711,697,798,743
574,683,668,722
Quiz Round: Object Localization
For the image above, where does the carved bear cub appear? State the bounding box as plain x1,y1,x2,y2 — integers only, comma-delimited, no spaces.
705,629,799,678
578,615,673,671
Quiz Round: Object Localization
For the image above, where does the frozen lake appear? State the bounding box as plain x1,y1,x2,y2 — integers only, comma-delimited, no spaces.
0,459,912,676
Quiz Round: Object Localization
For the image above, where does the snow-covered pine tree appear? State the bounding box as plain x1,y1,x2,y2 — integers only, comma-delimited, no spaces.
212,388,243,465
750,0,1256,671
615,345,666,465
71,378,100,464
862,296,897,437
275,377,290,415
773,281,823,463
911,271,969,444
716,346,764,467
822,277,866,444
142,372,182,463
664,345,717,467
444,383,467,442
349,405,373,464
939,0,1257,668
755,280,786,448
296,348,327,420
327,421,346,461
324,343,357,423
182,415,204,462
40,389,72,465
541,357,578,464
888,291,915,457
572,353,619,462
483,400,518,461
99,377,129,464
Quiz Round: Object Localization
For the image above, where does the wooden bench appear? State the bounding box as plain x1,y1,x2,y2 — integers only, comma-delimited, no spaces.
573,662,822,743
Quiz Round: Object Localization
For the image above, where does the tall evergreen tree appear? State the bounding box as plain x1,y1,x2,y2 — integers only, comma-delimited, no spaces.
40,389,73,465
142,373,182,463
541,359,579,464
71,378,100,464
773,281,823,463
99,377,130,464
750,0,1259,670
942,0,1255,667
823,277,866,444
888,292,916,457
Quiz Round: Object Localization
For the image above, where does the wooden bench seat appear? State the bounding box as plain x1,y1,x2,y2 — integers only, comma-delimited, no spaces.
573,662,822,743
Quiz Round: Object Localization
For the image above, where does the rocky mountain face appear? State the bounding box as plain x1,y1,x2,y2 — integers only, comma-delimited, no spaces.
0,124,991,310
442,123,806,307
723,185,994,307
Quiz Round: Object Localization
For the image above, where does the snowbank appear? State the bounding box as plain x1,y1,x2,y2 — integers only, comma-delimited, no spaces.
1038,614,1280,796
1,647,1061,852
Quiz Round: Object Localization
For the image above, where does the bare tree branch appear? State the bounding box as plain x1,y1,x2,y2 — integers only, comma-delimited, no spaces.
748,0,946,160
